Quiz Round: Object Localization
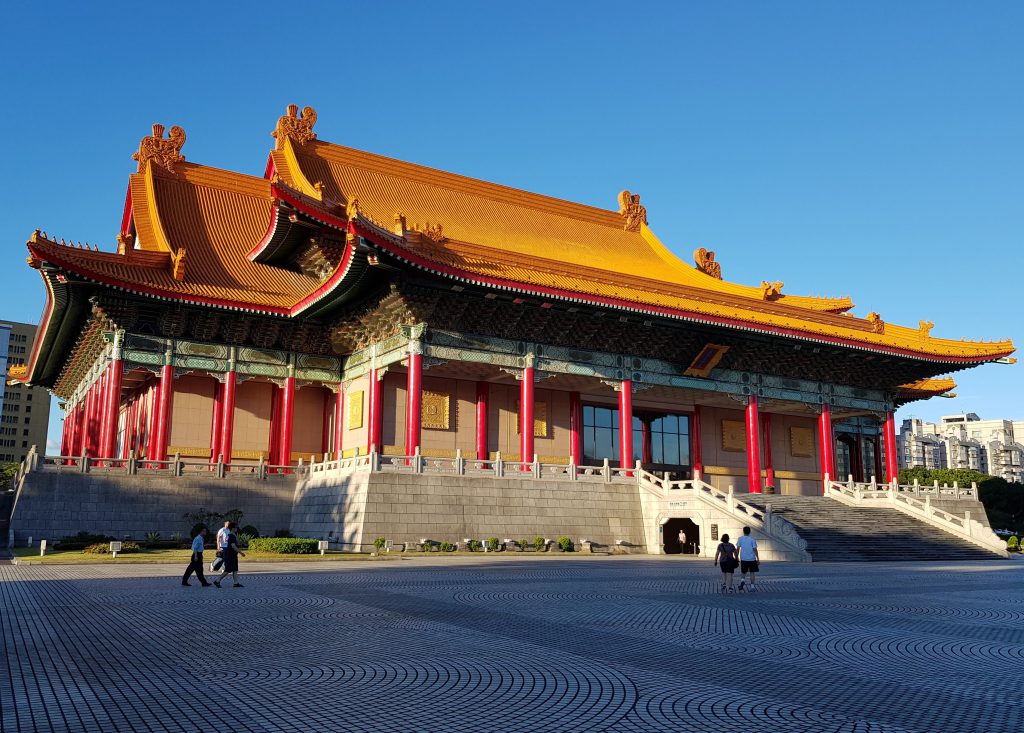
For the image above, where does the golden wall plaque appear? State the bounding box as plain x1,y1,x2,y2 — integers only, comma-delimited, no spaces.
348,391,364,430
721,419,746,452
515,400,549,438
421,390,450,430
167,446,210,458
790,426,814,458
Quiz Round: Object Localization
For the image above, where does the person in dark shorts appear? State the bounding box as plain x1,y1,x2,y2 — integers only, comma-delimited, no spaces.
213,523,246,588
181,527,212,587
736,526,760,592
713,534,738,592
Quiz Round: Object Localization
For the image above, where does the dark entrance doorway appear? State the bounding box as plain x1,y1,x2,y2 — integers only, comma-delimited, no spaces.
664,518,700,555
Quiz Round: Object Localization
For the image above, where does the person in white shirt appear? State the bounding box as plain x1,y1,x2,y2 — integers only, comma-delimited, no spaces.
181,528,212,587
735,526,759,592
210,521,231,572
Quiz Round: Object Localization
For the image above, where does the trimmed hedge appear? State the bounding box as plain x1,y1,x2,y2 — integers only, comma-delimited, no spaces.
247,537,319,554
83,542,140,554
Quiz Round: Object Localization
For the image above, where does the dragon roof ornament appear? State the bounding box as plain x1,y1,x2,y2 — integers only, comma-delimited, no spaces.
617,190,647,232
132,124,186,173
272,104,317,149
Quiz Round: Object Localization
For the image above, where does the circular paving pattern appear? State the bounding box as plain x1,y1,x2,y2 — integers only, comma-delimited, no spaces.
1,557,1022,733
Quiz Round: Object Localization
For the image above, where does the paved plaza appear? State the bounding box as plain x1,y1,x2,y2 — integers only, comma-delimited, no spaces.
1,556,1022,732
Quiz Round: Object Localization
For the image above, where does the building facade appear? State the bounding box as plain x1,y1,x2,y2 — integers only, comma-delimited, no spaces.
1,322,50,465
899,413,1024,482
7,106,1015,496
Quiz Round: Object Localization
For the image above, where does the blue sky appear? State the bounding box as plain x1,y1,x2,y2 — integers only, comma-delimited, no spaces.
1,1,1020,451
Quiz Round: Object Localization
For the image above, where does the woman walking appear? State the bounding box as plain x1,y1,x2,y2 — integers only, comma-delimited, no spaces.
213,522,246,588
713,533,739,593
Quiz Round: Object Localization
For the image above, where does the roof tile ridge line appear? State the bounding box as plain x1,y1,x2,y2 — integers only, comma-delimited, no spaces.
138,165,173,254
879,320,1015,350
307,141,624,228
36,238,169,267
639,224,853,311
276,137,323,200
357,226,1005,362
175,160,274,197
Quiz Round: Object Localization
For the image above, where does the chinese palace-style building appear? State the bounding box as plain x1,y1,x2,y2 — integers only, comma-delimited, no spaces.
9,105,1016,498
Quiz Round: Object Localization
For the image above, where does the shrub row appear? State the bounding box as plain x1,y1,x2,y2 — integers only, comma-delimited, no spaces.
247,537,319,554
414,535,575,552
82,542,140,554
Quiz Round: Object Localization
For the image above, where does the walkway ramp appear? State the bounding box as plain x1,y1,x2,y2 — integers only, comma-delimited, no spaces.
738,495,1002,562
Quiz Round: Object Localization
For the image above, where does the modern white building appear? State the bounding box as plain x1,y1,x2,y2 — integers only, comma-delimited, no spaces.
898,413,1024,482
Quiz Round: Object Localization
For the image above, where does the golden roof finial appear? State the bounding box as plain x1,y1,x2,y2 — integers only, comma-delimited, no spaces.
132,123,186,173
617,190,647,232
272,104,317,149
761,280,784,300
694,248,722,279
918,320,935,338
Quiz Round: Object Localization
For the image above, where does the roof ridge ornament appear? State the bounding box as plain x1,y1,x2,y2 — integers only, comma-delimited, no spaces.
694,248,722,279
918,320,935,339
760,280,784,301
617,190,647,232
866,312,885,334
272,104,317,149
132,124,186,173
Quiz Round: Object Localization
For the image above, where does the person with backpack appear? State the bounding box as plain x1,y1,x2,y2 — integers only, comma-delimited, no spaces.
713,533,739,593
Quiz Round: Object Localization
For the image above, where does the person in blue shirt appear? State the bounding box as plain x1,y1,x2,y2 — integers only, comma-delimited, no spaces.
181,527,213,587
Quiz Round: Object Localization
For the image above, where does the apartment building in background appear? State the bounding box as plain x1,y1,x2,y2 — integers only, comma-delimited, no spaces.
1,321,50,465
898,413,1024,483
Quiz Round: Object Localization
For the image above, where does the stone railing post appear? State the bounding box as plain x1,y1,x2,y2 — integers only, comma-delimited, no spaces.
933,480,939,492
871,475,878,491
257,456,266,480
924,495,931,515
455,448,465,476
970,481,977,498
216,455,226,479
727,486,735,511
964,510,972,536
532,454,540,479
370,450,380,472
568,462,577,482
173,452,182,477
81,452,90,474
127,450,138,476
296,457,305,478
693,468,701,483
414,446,424,474
602,458,611,483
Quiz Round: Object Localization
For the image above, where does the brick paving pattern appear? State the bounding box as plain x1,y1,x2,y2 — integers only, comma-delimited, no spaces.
1,556,1022,732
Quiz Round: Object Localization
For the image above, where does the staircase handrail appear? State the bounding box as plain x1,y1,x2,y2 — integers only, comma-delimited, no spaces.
637,470,809,558
826,478,1006,556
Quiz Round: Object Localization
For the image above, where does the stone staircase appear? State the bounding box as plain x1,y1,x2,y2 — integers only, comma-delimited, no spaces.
738,495,1002,561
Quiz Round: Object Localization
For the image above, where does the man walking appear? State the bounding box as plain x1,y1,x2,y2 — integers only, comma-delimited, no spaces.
182,527,213,587
210,520,231,573
736,526,759,592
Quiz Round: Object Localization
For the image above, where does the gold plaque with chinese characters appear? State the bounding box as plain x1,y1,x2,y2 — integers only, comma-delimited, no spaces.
421,390,451,430
790,426,814,458
348,391,364,430
721,420,746,452
515,400,549,438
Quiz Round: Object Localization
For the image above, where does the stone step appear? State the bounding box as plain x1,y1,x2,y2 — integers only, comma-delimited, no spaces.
737,494,1000,562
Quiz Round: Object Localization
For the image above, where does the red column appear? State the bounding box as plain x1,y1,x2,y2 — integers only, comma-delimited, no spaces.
268,385,281,463
641,420,653,465
279,375,296,467
405,352,423,456
745,395,762,494
883,410,899,484
322,388,333,455
762,413,775,489
100,361,123,459
619,380,634,470
145,382,158,459
85,380,100,456
333,385,345,458
370,372,382,452
476,381,489,461
60,410,70,456
150,364,174,463
569,391,583,465
91,371,107,457
520,366,534,464
219,372,237,464
692,405,703,476
818,403,835,488
209,381,223,463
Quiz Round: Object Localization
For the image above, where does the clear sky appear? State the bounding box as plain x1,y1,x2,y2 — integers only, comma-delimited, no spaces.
1,1,1020,452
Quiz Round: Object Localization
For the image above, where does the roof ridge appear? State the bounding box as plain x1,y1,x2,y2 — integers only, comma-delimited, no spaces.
305,140,627,229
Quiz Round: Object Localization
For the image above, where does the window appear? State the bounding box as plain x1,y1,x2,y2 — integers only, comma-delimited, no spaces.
25,406,30,413
583,405,619,464
22,429,27,436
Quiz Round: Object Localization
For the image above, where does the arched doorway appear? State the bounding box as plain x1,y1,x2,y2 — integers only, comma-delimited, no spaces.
663,518,700,555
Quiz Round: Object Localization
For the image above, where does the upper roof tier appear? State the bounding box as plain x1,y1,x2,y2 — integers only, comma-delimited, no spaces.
21,106,1016,366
